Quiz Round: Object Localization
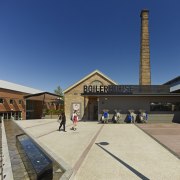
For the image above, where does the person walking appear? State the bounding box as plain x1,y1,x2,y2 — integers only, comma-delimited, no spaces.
71,110,78,131
59,112,66,132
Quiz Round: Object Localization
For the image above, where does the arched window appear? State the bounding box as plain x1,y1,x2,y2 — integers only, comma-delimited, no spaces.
91,80,103,86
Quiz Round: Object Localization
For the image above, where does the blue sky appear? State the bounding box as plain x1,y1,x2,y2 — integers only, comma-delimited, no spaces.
0,0,180,92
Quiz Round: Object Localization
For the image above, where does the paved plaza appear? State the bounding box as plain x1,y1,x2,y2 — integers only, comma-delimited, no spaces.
137,123,180,158
13,120,180,180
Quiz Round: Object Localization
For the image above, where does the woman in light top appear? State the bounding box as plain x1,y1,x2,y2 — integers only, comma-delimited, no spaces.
71,110,79,131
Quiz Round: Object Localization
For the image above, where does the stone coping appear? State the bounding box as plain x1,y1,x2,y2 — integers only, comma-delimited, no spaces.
13,120,73,180
2,120,14,180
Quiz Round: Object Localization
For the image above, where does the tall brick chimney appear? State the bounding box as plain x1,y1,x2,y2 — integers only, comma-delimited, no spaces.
139,10,151,85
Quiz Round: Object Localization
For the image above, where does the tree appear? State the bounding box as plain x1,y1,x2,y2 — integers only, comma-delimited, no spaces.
54,86,64,113
54,86,63,97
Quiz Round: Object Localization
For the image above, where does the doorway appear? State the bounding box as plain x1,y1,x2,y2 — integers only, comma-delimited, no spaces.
88,97,98,121
93,105,98,120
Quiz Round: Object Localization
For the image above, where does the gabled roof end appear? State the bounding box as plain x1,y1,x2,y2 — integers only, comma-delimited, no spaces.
63,69,118,93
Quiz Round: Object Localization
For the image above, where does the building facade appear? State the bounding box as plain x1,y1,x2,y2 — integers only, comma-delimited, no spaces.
64,70,180,123
63,70,117,121
0,80,60,120
0,87,26,120
63,10,180,123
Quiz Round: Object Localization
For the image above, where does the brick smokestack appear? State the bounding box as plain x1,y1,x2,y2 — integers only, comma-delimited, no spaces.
139,10,151,85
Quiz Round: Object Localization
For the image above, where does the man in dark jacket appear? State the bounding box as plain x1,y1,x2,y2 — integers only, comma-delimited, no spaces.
59,112,66,132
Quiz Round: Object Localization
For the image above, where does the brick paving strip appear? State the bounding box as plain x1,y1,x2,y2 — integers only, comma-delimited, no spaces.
13,121,180,179
136,123,180,159
18,121,104,179
70,124,104,179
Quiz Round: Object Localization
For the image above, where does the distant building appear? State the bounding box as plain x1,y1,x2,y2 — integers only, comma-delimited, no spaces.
163,76,180,93
0,80,60,120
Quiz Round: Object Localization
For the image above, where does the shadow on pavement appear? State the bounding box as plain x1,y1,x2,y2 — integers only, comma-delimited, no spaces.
96,142,150,180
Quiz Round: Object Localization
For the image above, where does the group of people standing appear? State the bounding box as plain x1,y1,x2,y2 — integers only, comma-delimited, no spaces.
128,112,148,123
58,110,148,129
101,111,122,123
58,110,79,132
101,111,148,123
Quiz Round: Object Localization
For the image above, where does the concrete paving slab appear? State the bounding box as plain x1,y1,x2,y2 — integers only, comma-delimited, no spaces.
16,119,60,138
16,120,102,167
76,124,180,180
38,122,102,167
16,120,180,180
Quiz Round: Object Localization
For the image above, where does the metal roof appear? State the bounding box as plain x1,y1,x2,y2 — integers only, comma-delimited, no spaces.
170,84,180,93
24,92,62,101
163,76,180,86
0,80,43,94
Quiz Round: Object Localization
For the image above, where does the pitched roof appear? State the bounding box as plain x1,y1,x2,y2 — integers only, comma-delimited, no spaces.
24,92,62,101
170,84,180,93
63,69,118,93
0,80,43,94
163,76,180,86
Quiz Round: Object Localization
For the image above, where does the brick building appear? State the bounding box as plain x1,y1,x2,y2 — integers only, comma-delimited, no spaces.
63,10,180,123
63,70,180,123
0,80,60,120
63,70,117,121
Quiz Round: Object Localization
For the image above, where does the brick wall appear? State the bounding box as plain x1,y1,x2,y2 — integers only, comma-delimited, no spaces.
0,88,27,119
64,73,115,121
140,10,151,85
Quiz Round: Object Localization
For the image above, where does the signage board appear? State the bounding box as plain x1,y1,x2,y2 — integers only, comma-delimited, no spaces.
82,85,170,95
